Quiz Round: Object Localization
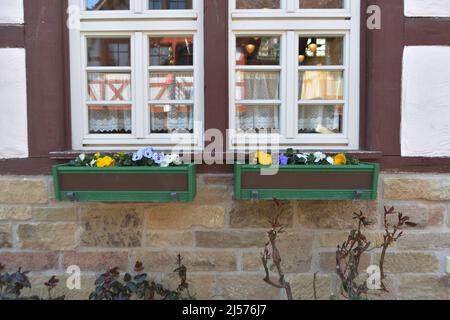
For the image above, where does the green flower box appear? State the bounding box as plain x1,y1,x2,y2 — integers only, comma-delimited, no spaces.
234,163,380,201
52,164,196,203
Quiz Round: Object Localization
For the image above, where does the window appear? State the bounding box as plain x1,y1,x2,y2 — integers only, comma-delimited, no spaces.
229,0,360,150
69,0,203,150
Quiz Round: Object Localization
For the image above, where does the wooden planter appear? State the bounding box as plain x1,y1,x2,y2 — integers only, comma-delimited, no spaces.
52,164,196,203
234,163,379,201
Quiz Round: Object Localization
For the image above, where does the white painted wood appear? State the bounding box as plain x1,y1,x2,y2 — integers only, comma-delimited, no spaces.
228,0,360,150
405,0,450,17
0,0,23,24
0,48,28,159
69,0,203,150
402,46,450,157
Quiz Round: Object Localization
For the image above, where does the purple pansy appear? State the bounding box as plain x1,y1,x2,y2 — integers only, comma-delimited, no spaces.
142,147,154,159
132,151,143,162
279,154,289,166
152,152,166,165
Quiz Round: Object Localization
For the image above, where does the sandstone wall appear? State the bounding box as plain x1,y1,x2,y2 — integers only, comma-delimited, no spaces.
0,173,449,300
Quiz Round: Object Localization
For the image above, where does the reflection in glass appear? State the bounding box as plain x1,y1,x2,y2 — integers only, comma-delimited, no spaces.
298,105,343,134
299,0,343,9
298,37,343,66
149,0,192,9
87,38,130,67
150,105,194,133
88,105,132,134
236,0,280,9
87,73,132,102
236,36,280,66
236,105,280,134
149,37,193,66
86,0,130,10
299,71,343,100
236,71,280,100
149,72,193,101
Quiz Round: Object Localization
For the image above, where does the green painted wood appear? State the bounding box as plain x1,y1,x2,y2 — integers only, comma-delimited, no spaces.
52,163,196,203
234,162,380,201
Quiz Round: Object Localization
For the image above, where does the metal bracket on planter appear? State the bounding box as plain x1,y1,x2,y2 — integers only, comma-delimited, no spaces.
353,190,364,202
66,192,78,202
170,192,178,202
251,190,259,201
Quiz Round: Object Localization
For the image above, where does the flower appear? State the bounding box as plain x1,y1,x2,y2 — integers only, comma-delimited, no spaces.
326,157,335,165
167,153,182,166
96,156,116,168
94,152,101,160
296,153,309,163
334,153,347,165
132,152,143,162
142,148,154,159
257,151,272,166
89,159,97,167
279,154,289,166
152,152,166,165
314,152,327,163
78,153,86,162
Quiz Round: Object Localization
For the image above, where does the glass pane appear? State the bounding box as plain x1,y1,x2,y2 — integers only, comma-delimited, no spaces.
299,0,343,9
299,37,343,66
299,71,343,100
236,36,280,66
149,0,192,9
88,105,132,134
298,105,343,134
86,0,130,10
150,104,194,133
236,71,280,100
87,73,132,102
149,37,193,66
149,72,193,101
87,38,130,67
236,105,280,134
236,0,280,9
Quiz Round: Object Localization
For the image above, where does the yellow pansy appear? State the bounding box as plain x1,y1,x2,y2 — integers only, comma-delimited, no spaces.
94,152,101,160
257,151,273,166
96,156,116,168
334,153,347,166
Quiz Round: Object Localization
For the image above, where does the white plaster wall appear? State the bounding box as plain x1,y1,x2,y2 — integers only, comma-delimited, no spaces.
402,46,450,157
0,0,24,24
0,49,28,159
405,0,450,17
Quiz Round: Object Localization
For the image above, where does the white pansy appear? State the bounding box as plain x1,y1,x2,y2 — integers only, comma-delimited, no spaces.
159,160,170,168
168,153,182,165
89,159,96,167
314,152,327,163
296,154,309,162
79,153,86,162
326,157,334,165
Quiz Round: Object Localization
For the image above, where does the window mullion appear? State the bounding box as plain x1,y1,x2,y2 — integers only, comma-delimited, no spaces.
285,31,296,139
134,32,145,138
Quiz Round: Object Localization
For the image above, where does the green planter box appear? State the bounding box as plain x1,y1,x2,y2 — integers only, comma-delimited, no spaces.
52,164,196,203
234,163,379,201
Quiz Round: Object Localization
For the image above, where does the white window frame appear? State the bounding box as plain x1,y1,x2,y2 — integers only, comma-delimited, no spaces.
228,0,360,151
69,0,204,151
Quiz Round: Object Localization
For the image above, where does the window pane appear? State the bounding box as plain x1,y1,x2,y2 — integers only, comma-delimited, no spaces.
87,38,130,67
149,72,193,101
88,105,132,134
88,73,132,102
150,104,194,133
86,0,129,10
299,71,343,100
299,37,343,66
299,0,343,9
236,0,280,9
149,0,192,9
149,37,193,66
298,105,343,134
236,71,280,100
236,36,280,66
236,105,280,133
